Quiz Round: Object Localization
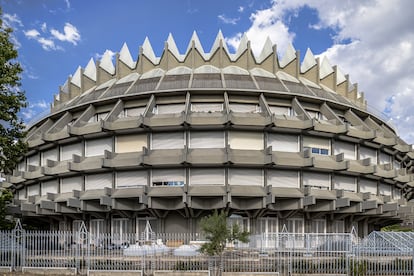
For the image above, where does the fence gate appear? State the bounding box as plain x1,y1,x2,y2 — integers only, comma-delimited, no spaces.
11,219,25,271
75,221,89,274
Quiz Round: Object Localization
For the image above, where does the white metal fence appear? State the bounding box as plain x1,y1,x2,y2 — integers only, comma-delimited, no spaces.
1,221,413,275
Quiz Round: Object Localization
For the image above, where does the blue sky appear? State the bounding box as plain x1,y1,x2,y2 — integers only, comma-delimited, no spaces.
1,0,414,144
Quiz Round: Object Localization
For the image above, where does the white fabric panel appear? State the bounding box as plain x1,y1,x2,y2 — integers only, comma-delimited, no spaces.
359,179,377,194
116,134,147,153
394,161,401,169
18,161,25,172
267,170,299,188
230,103,260,113
360,146,377,164
303,136,330,149
229,131,264,150
379,152,391,164
18,189,26,200
190,168,225,185
60,176,82,193
85,173,112,190
151,132,184,149
393,187,401,199
41,180,58,195
269,106,289,115
191,103,223,112
190,131,225,148
41,148,58,166
379,183,392,196
267,133,299,152
156,104,185,114
97,112,109,121
27,184,40,196
152,169,185,186
85,138,113,157
333,175,356,192
27,154,39,167
126,107,145,117
334,141,356,160
229,169,263,186
303,172,331,189
116,171,148,188
61,143,82,161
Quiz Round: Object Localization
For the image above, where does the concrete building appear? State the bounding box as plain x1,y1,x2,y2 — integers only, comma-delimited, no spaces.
5,32,414,237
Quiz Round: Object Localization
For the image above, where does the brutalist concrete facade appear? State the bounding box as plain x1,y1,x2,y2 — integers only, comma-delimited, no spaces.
5,32,414,237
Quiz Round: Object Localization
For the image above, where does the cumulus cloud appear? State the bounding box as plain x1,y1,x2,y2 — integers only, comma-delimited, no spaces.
2,13,23,28
50,23,80,45
24,22,80,51
24,29,61,51
218,14,240,25
226,0,414,143
94,49,116,61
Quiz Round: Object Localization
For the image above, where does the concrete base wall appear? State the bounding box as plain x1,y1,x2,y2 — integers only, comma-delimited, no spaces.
154,270,209,276
0,267,12,273
22,267,77,275
88,270,142,276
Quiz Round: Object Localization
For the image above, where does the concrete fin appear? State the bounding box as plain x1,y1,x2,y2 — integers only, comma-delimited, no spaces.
119,42,136,69
336,66,347,85
234,33,248,60
301,48,317,73
166,33,184,61
70,66,82,87
186,31,208,60
142,36,159,64
320,56,334,79
256,36,273,64
279,42,296,68
100,50,115,75
210,30,229,56
84,58,96,81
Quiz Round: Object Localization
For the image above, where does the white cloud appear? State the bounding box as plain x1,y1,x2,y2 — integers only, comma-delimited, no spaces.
65,0,71,9
218,14,240,25
227,0,414,144
24,29,40,39
41,22,47,33
95,49,116,61
238,6,245,13
24,28,61,51
2,13,23,28
24,22,80,51
51,23,81,45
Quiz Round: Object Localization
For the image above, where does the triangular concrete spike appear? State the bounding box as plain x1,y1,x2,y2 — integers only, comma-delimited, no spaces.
257,36,273,63
84,58,96,81
279,42,296,68
119,42,135,69
320,56,334,79
235,33,249,57
300,48,317,73
166,33,181,58
336,66,347,85
142,36,157,64
71,66,82,87
100,50,115,75
210,29,229,54
186,30,204,52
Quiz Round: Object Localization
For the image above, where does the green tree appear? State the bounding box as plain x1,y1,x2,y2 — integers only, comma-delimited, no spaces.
0,7,27,175
0,188,14,229
199,210,249,275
